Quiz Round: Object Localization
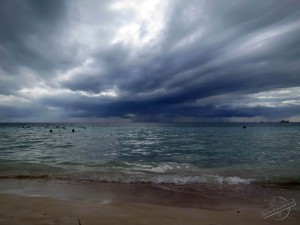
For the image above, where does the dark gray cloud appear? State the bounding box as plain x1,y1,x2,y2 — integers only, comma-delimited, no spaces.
1,0,300,122
0,0,70,73
0,0,74,97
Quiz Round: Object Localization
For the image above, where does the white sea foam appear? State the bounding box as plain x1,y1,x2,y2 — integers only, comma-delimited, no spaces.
128,162,200,173
60,172,254,185
213,175,252,184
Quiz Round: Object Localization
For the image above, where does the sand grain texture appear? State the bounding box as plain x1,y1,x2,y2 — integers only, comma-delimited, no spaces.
1,192,299,225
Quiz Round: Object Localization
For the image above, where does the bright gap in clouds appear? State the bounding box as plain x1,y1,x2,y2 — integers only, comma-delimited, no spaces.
249,87,300,107
19,86,118,98
111,0,167,47
218,87,300,109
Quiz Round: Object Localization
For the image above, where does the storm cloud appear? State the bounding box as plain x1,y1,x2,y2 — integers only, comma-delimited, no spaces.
1,0,300,122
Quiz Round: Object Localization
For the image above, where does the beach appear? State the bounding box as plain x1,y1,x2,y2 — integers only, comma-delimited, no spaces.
0,179,299,225
0,123,300,224
1,0,300,222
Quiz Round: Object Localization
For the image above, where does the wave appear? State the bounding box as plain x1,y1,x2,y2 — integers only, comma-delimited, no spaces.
0,172,253,185
1,171,300,186
0,160,299,186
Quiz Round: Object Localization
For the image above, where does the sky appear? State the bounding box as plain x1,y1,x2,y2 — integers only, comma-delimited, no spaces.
0,0,300,122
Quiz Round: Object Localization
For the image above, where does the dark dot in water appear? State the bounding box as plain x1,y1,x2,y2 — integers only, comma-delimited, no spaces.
50,130,52,133
72,129,74,132
237,210,240,213
43,213,47,216
243,126,246,129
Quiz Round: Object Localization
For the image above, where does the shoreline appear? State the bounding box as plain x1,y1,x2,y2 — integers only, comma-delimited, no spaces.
0,178,299,224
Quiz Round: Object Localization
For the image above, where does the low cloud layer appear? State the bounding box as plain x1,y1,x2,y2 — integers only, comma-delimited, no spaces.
1,0,300,122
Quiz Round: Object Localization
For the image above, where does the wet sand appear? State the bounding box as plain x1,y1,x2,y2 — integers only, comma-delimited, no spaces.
0,179,299,225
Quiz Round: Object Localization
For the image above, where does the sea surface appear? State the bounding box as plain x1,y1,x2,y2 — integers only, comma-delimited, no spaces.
0,122,299,185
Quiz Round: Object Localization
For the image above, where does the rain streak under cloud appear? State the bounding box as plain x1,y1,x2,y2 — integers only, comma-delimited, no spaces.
0,0,300,122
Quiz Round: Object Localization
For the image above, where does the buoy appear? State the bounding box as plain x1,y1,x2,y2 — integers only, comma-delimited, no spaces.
50,130,53,132
72,129,74,132
243,126,246,129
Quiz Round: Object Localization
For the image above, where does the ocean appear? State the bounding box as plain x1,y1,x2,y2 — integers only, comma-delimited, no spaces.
0,122,299,186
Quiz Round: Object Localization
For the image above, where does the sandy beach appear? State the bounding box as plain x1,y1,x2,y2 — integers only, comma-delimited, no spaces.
0,179,299,225
0,193,262,225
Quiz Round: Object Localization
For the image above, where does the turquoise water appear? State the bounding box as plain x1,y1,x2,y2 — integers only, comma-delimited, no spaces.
0,123,299,185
